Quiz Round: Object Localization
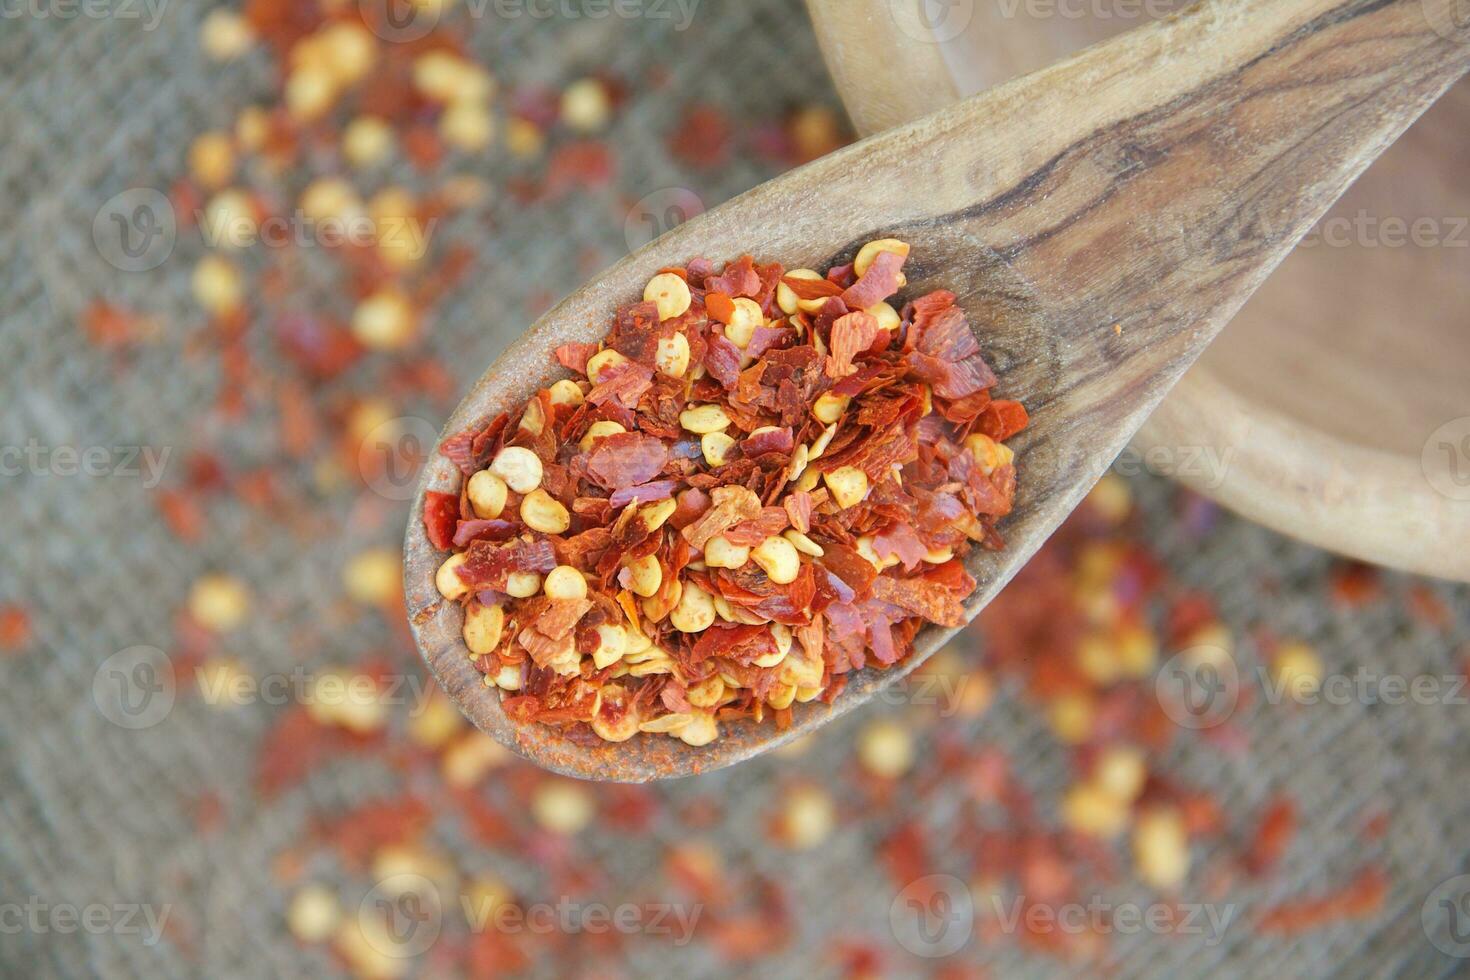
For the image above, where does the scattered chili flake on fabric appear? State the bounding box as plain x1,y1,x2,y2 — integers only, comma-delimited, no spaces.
426,242,1024,745
0,605,33,654
1255,866,1388,933
669,103,733,169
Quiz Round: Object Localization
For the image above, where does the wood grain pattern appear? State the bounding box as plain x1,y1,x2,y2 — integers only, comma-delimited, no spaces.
406,0,1470,780
814,0,1470,581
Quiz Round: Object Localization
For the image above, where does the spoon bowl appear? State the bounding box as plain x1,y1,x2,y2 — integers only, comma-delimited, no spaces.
406,0,1470,780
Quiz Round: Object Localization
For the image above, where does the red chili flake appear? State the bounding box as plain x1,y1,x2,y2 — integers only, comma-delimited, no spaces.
535,598,594,640
81,300,154,349
745,325,791,361
980,400,1030,441
554,342,599,374
703,334,744,389
705,291,736,324
544,140,616,197
872,523,927,571
156,488,206,542
608,479,677,510
459,537,558,590
321,797,434,869
780,274,842,302
585,432,669,490
1407,583,1452,628
423,491,460,551
705,254,761,298
1255,866,1388,933
452,518,518,549
682,484,764,552
587,358,654,408
1242,796,1297,877
840,250,907,309
0,605,32,654
742,426,793,458
432,247,1020,743
669,104,732,168
254,706,381,797
1329,561,1383,607
442,413,510,476
783,491,813,534
826,311,879,378
723,507,792,548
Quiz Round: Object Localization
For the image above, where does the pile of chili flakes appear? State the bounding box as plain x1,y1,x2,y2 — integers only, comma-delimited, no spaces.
425,242,1027,745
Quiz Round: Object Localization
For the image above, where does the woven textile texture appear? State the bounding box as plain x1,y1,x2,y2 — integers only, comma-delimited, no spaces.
3,2,1470,978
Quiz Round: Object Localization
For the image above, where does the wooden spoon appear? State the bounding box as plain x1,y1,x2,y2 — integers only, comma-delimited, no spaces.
404,0,1470,781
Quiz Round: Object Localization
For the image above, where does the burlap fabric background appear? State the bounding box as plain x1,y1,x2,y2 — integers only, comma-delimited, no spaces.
3,2,1470,977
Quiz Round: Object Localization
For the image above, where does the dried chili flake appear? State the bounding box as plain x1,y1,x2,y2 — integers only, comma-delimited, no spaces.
1242,796,1297,877
840,249,906,310
587,359,654,408
585,432,669,490
423,491,460,551
608,479,678,510
555,342,598,374
0,605,32,654
428,243,1022,744
1255,866,1388,933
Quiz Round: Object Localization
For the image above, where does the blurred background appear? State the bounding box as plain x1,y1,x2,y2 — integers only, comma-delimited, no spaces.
3,1,1470,977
